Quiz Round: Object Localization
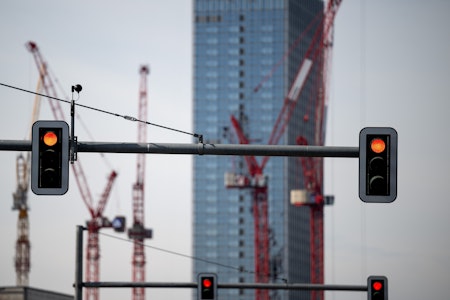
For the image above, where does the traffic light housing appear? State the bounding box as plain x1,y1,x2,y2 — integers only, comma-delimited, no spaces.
359,127,397,203
31,120,69,195
368,275,388,300
198,273,217,300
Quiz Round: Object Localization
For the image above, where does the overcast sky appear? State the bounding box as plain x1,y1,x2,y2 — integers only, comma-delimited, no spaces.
0,1,449,300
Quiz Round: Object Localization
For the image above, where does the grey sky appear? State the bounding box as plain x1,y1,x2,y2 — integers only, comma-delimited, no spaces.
0,1,449,300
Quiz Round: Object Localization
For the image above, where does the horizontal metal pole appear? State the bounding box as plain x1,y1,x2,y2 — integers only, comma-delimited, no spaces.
83,282,196,289
78,142,358,157
220,283,367,291
0,140,359,158
0,140,31,151
82,281,367,291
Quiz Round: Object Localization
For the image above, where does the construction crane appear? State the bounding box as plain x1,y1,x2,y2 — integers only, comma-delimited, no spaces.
292,2,342,298
225,1,342,300
12,62,44,286
26,41,118,300
85,171,118,300
128,65,152,300
13,154,30,286
293,136,333,300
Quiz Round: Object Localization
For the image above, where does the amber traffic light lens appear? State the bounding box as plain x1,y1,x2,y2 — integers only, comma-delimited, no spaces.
43,131,58,146
370,138,386,154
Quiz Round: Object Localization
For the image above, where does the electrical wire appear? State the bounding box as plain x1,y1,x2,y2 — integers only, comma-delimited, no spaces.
98,230,288,283
0,82,202,141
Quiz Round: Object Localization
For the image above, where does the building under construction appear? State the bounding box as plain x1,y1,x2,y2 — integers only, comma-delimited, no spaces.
193,1,340,299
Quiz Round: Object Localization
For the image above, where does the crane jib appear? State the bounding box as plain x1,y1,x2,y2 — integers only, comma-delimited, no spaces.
287,58,313,101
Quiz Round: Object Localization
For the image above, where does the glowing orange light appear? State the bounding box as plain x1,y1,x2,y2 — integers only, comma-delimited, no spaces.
203,278,212,288
373,281,383,291
370,138,386,153
43,131,58,146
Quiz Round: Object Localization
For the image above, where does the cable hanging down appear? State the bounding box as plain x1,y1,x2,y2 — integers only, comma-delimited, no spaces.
0,82,202,142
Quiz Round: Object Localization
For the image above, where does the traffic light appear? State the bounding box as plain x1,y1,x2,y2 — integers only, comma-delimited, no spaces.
198,273,217,300
31,120,69,195
368,275,388,300
359,127,397,203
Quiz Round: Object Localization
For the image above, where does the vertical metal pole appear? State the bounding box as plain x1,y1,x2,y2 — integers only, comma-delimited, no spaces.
75,225,84,300
70,98,76,163
70,84,82,163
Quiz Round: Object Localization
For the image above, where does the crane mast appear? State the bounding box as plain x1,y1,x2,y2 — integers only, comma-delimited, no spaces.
228,116,270,300
293,1,341,300
226,1,341,299
128,65,152,300
13,154,30,286
26,41,118,300
85,171,118,300
12,73,43,286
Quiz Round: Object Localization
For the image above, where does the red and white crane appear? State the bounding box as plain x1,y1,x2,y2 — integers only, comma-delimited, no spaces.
84,171,118,300
26,41,118,300
292,2,342,298
12,77,42,286
13,154,31,287
225,1,341,299
128,65,152,300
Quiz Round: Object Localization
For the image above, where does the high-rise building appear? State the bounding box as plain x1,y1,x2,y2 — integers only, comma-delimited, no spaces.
193,1,325,299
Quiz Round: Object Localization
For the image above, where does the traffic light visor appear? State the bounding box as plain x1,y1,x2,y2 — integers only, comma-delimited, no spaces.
43,131,58,146
370,138,386,153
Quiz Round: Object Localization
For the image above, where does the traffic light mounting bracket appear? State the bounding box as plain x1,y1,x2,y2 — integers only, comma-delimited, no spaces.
70,84,82,163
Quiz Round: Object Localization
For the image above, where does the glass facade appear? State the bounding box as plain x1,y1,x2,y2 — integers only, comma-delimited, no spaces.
193,1,324,299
